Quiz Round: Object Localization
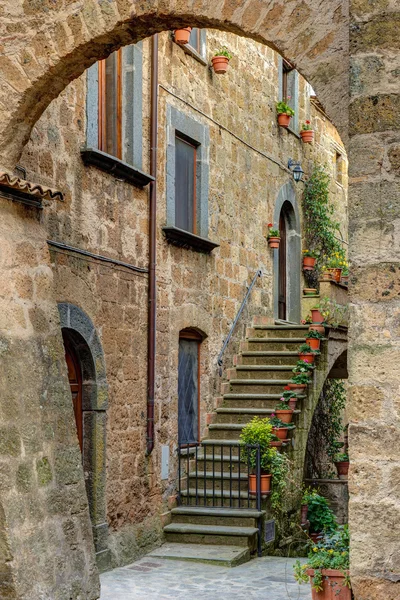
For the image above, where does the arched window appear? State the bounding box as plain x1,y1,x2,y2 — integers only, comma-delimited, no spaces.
178,329,203,445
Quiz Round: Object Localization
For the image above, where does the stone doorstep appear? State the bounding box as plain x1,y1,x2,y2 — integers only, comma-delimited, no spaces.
148,543,250,567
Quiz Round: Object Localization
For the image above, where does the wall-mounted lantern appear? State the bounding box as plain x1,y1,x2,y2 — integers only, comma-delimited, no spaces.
288,159,304,183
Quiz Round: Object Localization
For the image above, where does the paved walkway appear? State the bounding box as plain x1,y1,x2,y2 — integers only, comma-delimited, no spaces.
100,555,311,600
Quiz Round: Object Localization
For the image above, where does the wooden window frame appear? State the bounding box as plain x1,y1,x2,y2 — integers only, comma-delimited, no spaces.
188,28,200,53
98,49,123,160
179,328,202,446
175,133,197,235
282,58,294,102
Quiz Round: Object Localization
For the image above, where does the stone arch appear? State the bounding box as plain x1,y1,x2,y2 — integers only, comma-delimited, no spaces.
58,302,110,570
0,0,348,168
273,181,301,323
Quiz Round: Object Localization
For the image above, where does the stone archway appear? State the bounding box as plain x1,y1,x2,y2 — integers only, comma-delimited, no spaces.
58,302,110,571
0,0,348,168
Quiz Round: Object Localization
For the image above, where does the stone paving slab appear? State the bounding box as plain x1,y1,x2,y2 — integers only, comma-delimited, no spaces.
148,542,250,567
100,554,311,599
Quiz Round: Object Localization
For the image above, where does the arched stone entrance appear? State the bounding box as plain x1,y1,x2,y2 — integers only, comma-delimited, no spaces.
273,182,301,323
58,302,110,571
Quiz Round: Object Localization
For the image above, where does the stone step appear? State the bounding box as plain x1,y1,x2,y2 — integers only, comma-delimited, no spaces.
215,407,300,424
179,487,265,509
183,470,249,493
148,543,251,567
237,352,299,366
164,522,259,548
228,367,295,380
242,338,306,352
221,393,305,409
225,379,291,394
171,506,262,527
246,326,309,339
208,422,296,441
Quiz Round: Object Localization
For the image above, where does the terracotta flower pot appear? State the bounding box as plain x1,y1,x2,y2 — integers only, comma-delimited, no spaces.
174,27,192,45
288,397,298,410
299,352,315,364
275,409,293,424
306,337,320,351
272,427,289,440
249,473,271,495
287,382,307,391
212,56,230,74
303,256,316,271
306,569,351,600
311,308,324,324
301,504,309,525
309,324,325,335
303,288,318,296
326,267,342,283
300,130,314,143
268,236,280,248
335,460,349,480
270,440,283,448
277,113,291,128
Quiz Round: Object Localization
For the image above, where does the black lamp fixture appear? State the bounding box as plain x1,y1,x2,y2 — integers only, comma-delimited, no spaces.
288,158,304,183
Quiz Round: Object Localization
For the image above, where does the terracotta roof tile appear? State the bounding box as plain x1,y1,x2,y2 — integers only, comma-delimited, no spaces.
0,171,63,202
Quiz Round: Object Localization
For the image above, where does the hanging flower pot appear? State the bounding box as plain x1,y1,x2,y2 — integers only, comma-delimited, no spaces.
277,113,291,128
276,99,295,128
306,337,320,351
211,47,232,74
174,27,192,45
311,308,324,324
275,409,293,424
268,236,280,248
300,121,314,143
249,473,271,495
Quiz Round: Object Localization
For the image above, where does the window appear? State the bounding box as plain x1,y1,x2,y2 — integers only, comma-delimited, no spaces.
188,28,201,53
175,135,197,234
335,151,344,185
163,105,218,252
82,43,153,186
279,57,299,133
178,329,202,445
181,28,207,64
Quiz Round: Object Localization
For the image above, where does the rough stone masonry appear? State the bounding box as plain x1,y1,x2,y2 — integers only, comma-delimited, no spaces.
0,1,398,599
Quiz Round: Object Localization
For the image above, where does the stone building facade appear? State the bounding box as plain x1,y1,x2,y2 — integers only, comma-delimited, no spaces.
0,2,398,599
14,28,348,572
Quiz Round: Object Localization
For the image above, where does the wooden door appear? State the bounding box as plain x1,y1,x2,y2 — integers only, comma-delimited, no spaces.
278,211,287,320
63,337,83,452
178,330,201,445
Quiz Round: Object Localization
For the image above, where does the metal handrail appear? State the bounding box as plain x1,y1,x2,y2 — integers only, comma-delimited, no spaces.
217,269,262,375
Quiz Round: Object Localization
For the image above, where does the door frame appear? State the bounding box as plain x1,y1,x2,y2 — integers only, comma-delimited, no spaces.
273,182,301,323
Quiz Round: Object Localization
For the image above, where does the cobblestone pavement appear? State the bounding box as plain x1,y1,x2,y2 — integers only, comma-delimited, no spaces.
100,555,311,599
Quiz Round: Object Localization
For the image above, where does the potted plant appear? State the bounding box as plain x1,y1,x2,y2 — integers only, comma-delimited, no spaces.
302,249,318,271
270,433,283,448
311,306,324,324
334,452,349,480
282,389,300,410
298,343,317,363
269,414,295,440
309,322,325,335
239,417,274,494
294,526,351,600
304,490,338,542
300,120,314,143
274,399,294,424
267,223,280,248
306,329,324,350
174,27,192,45
211,46,232,74
292,359,314,377
287,373,310,391
325,253,346,283
303,288,318,296
276,99,295,128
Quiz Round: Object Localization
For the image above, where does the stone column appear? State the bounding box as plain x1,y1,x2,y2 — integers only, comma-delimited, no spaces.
349,1,400,597
0,198,100,599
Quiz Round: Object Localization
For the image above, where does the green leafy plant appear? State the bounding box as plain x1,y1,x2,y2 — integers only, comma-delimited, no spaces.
306,491,337,534
293,359,314,374
291,373,311,385
298,343,312,354
301,120,313,131
239,417,273,473
276,99,295,116
301,314,313,325
267,223,280,238
306,329,324,340
319,296,348,328
302,249,318,258
214,46,232,59
269,414,295,429
334,452,349,462
269,450,290,513
275,399,292,410
294,526,350,591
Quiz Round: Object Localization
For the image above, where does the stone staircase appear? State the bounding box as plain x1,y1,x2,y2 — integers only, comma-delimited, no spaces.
150,322,309,566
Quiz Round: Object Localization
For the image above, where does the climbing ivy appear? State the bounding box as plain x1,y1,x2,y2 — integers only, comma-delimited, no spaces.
303,165,345,285
323,379,347,462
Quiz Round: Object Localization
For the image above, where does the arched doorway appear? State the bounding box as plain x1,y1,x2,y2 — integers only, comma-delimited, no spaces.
63,332,83,452
273,183,301,323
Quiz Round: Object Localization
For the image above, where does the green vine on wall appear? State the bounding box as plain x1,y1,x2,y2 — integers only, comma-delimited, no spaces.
323,379,347,462
303,165,346,286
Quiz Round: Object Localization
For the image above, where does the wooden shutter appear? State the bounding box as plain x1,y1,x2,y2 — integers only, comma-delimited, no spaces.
178,331,201,445
98,50,122,159
175,135,197,233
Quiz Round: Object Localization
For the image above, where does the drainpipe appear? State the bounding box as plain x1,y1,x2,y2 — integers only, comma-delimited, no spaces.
146,34,158,455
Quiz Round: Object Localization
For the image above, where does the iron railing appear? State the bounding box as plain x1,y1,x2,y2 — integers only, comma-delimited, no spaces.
217,269,262,375
177,442,263,556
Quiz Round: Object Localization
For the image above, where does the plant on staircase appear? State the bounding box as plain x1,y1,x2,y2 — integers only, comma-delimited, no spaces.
240,417,274,494
292,359,315,377
288,372,311,390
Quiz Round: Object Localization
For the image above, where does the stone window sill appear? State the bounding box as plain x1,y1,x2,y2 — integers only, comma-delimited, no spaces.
162,226,219,253
81,147,154,188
